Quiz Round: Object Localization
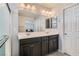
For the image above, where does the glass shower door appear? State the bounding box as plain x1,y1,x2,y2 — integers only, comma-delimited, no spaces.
0,4,10,56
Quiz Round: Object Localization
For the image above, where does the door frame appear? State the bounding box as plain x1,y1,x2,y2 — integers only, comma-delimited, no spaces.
63,3,79,54
5,3,11,56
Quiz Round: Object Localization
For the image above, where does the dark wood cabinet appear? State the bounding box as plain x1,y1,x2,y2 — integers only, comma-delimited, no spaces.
31,42,41,56
20,35,58,56
20,44,31,56
41,37,48,56
48,35,58,53
20,42,41,56
20,37,41,56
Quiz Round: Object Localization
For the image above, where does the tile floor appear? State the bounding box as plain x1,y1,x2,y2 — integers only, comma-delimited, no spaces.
47,51,68,56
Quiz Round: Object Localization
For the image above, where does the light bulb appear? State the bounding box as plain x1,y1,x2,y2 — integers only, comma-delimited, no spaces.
42,10,46,13
20,3,25,8
31,6,36,11
46,11,49,14
26,4,31,9
41,10,45,16
49,12,52,14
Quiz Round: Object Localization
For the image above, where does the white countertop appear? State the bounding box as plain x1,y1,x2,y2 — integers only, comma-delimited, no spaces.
18,31,58,40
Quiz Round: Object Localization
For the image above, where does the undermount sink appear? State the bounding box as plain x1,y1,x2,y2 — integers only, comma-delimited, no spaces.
26,33,31,36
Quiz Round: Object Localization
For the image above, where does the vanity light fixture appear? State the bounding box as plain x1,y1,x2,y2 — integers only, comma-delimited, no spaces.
41,9,53,17
20,3,53,17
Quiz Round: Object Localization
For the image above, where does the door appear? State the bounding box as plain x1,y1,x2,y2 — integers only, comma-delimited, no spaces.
0,4,10,56
64,4,79,55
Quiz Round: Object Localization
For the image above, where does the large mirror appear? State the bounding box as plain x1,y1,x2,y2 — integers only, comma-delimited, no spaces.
18,3,58,32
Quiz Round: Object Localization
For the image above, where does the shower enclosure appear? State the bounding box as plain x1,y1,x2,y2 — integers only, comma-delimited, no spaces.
0,3,10,56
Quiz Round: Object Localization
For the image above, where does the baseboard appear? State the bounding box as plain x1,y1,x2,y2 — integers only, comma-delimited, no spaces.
58,49,71,56
58,49,64,53
63,52,71,56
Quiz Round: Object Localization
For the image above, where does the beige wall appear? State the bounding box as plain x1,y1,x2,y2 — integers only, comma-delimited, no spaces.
19,15,26,32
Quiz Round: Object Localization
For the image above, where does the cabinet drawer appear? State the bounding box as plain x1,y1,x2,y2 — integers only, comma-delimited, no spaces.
20,37,41,45
48,35,58,39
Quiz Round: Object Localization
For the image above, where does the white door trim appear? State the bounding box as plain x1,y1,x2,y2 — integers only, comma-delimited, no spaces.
5,3,11,56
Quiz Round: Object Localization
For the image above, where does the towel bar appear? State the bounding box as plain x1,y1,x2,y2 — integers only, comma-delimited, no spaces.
0,35,9,48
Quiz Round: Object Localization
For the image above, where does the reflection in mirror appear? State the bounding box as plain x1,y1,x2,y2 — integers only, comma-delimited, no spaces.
46,17,57,29
51,17,57,28
25,19,34,32
18,12,57,32
18,14,35,32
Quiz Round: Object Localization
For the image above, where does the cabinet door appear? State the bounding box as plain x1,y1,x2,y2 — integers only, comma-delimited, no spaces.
31,42,41,56
48,36,58,53
20,44,31,56
20,42,41,56
48,39,54,53
42,37,48,56
52,38,58,51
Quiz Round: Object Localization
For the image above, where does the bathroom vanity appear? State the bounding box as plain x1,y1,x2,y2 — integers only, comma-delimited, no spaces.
18,32,59,56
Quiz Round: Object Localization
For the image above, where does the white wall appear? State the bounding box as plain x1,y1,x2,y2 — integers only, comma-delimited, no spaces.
34,16,47,32
9,3,19,56
11,10,19,56
57,9,64,52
